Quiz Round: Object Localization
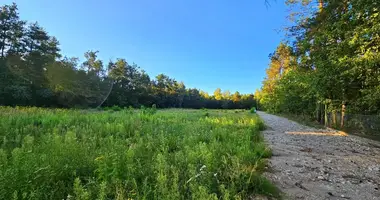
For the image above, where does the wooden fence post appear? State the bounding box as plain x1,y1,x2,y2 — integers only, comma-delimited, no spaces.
341,103,346,128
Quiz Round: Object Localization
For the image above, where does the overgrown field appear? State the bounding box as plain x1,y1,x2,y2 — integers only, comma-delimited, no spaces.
0,107,278,199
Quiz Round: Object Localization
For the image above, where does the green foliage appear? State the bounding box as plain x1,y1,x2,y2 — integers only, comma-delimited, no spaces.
103,105,122,112
250,107,257,114
258,0,380,117
111,105,122,112
139,104,157,115
0,107,279,199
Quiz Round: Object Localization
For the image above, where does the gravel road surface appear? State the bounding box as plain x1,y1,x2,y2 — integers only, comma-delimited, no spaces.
257,111,380,200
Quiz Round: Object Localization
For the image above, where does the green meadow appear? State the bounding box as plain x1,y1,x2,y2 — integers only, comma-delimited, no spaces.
0,107,279,199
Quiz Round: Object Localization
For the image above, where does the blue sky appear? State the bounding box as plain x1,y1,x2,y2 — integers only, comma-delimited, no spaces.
7,0,289,94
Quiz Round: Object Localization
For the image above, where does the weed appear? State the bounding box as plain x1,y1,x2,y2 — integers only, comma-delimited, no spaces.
0,107,278,199
250,107,257,114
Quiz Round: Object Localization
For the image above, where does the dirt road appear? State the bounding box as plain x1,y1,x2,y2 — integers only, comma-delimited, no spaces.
257,111,380,200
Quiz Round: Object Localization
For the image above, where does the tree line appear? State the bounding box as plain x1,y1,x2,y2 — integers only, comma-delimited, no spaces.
257,0,380,116
0,3,257,109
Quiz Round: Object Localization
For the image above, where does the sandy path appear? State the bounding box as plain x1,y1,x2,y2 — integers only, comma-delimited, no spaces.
257,111,380,200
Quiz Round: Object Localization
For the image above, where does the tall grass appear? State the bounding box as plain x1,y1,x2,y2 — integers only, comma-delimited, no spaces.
0,107,279,199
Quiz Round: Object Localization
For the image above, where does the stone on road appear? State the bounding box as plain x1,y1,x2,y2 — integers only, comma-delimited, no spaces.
257,111,380,200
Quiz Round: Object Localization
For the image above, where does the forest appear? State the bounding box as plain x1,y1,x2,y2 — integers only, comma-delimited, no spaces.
256,0,380,123
0,3,256,110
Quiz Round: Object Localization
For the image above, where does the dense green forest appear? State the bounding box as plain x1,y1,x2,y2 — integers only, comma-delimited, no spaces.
257,0,380,117
0,3,256,109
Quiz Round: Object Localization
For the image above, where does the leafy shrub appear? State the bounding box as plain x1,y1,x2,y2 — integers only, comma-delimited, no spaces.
102,105,122,112
139,104,157,116
110,105,122,111
250,107,257,114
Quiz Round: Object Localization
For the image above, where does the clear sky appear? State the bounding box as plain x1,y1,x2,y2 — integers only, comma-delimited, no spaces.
6,0,289,94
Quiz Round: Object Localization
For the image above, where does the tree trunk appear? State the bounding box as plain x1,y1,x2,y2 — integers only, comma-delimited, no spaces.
324,102,328,126
0,24,7,58
0,37,5,58
316,102,320,123
332,110,336,127
319,102,323,124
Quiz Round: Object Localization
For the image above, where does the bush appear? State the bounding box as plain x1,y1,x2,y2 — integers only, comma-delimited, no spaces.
250,107,257,114
102,105,122,112
111,105,122,111
140,104,157,115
